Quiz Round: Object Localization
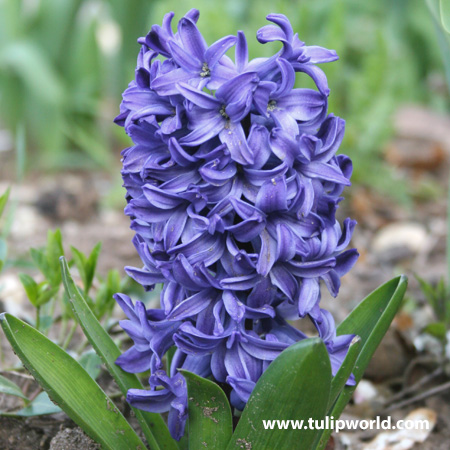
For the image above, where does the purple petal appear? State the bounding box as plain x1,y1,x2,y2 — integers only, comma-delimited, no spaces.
181,111,224,147
151,68,193,95
276,223,297,261
301,46,339,64
255,176,288,213
236,31,248,71
127,387,174,414
269,128,300,164
205,35,237,68
177,83,221,109
167,289,215,321
168,40,201,71
216,71,259,106
300,161,351,185
172,254,210,290
334,249,359,277
269,265,298,300
116,346,152,373
219,122,254,165
256,229,277,276
227,377,255,404
293,62,330,96
220,274,260,290
178,17,207,61
298,278,320,317
125,266,165,286
277,89,325,121
247,124,271,169
164,208,188,250
285,257,335,277
222,290,246,322
143,185,184,209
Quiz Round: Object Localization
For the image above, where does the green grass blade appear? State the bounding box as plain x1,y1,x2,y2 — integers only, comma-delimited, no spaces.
180,370,232,450
327,336,361,411
228,338,332,450
0,187,10,219
314,275,407,450
0,374,28,400
0,313,146,449
60,257,178,450
441,0,450,32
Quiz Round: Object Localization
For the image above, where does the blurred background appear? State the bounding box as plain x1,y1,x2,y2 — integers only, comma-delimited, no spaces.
0,0,446,196
1,0,450,447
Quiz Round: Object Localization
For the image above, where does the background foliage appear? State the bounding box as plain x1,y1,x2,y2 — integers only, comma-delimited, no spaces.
0,0,447,196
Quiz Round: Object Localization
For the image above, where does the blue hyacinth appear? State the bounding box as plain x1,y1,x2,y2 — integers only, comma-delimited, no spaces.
114,10,358,440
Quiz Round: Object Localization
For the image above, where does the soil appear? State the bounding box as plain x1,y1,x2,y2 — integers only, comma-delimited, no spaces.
1,104,450,449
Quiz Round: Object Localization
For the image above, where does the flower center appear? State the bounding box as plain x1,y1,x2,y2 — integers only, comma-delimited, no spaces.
220,105,229,120
267,100,277,112
200,62,211,78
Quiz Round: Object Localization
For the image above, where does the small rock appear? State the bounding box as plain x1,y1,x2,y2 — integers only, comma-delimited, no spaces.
363,408,437,450
385,138,446,171
34,175,98,222
393,105,450,154
365,329,413,382
372,222,430,262
50,427,100,450
353,379,380,405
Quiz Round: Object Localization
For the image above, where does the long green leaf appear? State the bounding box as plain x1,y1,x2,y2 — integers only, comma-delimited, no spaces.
60,257,178,450
180,370,232,450
441,0,450,33
0,374,28,400
328,336,361,410
0,313,146,449
0,187,10,219
314,275,407,450
11,392,61,417
18,273,38,307
228,338,331,450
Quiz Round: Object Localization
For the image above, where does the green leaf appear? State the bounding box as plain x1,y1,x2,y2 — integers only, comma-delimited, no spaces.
70,246,88,290
85,242,102,295
0,187,10,219
94,269,121,319
228,338,332,450
0,237,8,263
19,273,39,307
315,275,407,450
0,313,146,449
36,283,59,307
12,392,61,417
30,248,51,281
60,257,178,450
180,370,232,450
423,322,447,341
0,374,28,400
328,336,361,410
79,351,102,381
0,41,65,106
46,229,64,286
441,0,450,33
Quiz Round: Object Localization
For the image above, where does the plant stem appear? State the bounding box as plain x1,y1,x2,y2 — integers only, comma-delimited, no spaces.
36,306,40,331
447,168,450,285
62,322,77,350
58,317,68,346
384,380,450,413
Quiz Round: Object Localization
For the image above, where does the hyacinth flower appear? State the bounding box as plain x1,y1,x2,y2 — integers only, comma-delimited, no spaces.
114,10,361,440
0,8,410,450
